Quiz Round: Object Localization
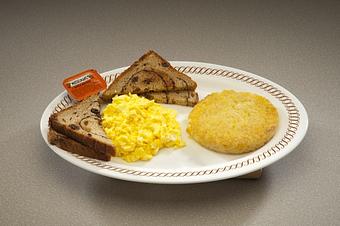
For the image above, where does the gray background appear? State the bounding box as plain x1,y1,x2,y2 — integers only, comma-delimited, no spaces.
1,0,339,225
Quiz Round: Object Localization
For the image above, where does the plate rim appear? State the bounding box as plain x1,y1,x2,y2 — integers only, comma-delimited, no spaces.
40,61,308,184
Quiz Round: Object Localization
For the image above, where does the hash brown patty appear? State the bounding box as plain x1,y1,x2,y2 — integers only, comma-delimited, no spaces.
187,90,279,154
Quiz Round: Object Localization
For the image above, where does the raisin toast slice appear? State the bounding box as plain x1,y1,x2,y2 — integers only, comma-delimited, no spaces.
48,94,115,161
101,50,198,102
141,91,199,107
48,129,111,161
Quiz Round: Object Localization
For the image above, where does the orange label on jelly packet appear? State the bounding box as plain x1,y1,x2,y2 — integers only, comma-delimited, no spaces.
63,69,106,101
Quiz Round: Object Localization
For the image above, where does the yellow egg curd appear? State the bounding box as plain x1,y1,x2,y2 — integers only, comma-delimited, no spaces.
102,94,185,162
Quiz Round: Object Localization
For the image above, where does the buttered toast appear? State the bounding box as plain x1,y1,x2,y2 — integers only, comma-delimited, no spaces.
48,94,115,161
140,91,198,107
102,50,198,106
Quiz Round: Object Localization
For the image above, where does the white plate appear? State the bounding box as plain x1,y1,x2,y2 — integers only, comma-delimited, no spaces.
40,62,308,184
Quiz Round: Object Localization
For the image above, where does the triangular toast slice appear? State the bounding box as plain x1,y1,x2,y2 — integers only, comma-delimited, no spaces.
48,94,115,161
140,91,198,107
48,129,112,161
101,50,198,103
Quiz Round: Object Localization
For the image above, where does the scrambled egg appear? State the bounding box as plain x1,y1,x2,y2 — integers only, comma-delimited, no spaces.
102,94,185,162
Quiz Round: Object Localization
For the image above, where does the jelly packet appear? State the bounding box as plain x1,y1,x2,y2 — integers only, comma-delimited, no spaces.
63,69,106,101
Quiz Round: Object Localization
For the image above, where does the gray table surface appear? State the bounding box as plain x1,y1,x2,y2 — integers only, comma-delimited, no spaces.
1,0,339,225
